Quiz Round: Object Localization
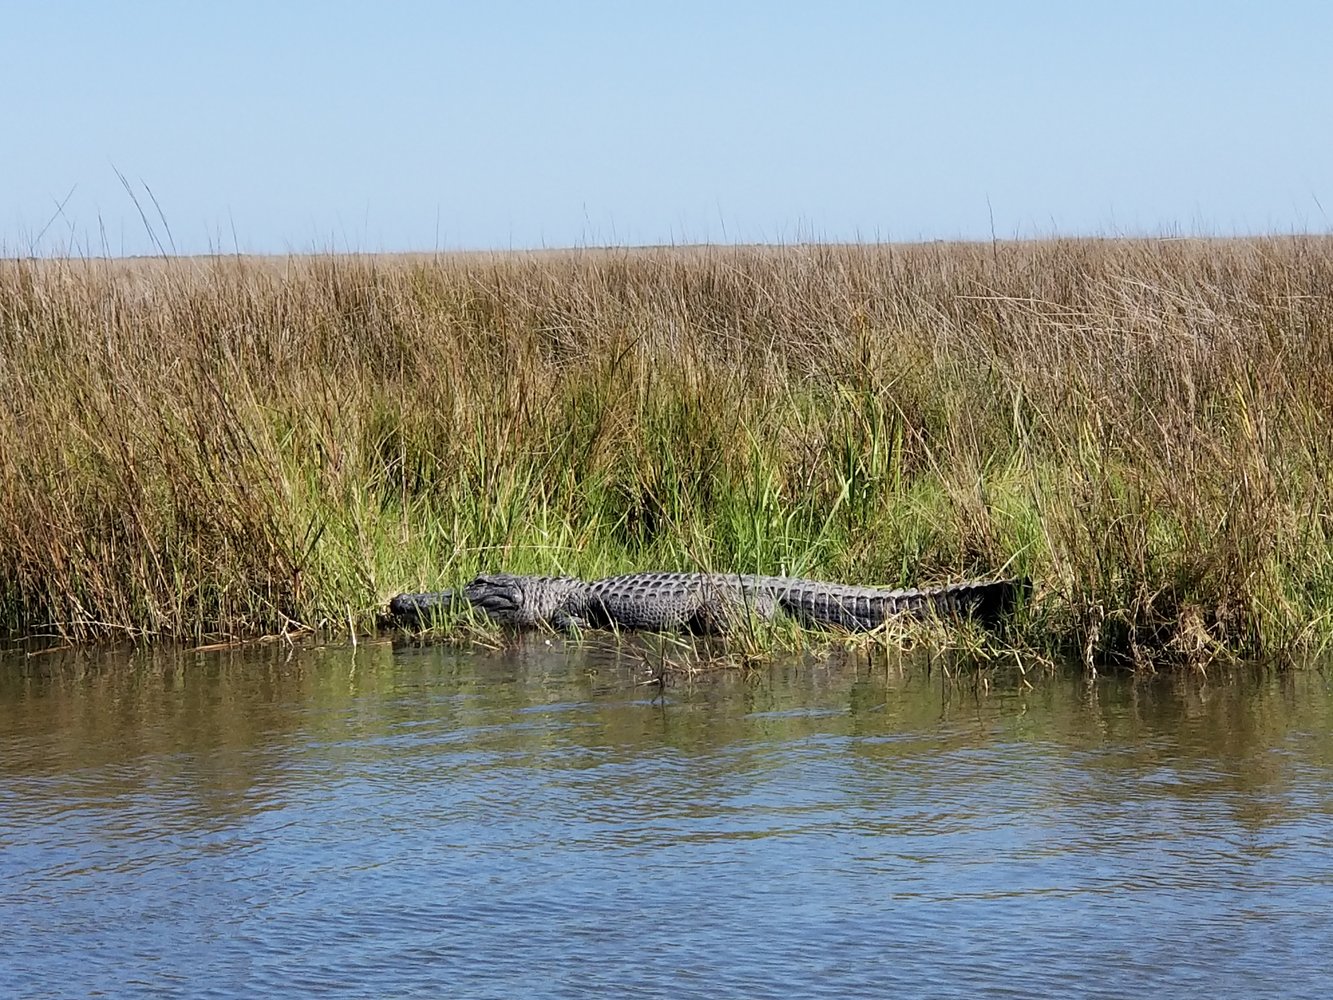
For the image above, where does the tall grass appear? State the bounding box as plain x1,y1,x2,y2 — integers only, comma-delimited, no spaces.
3,238,1333,665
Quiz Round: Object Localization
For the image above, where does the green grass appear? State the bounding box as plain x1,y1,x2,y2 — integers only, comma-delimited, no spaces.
3,238,1333,668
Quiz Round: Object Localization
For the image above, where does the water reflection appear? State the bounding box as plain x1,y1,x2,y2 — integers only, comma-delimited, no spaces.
2,639,1331,999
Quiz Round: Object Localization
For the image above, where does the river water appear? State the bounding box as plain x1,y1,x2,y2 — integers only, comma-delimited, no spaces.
2,637,1331,999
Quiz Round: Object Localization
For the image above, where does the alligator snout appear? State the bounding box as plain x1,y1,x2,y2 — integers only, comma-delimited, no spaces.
387,590,454,621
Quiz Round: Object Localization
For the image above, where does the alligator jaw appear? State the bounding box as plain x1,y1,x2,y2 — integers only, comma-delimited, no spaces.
387,589,455,627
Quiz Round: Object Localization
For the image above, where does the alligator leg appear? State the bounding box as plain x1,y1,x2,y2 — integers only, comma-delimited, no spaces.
684,592,779,635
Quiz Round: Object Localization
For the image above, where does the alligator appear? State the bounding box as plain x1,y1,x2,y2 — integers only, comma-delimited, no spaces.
388,572,1029,635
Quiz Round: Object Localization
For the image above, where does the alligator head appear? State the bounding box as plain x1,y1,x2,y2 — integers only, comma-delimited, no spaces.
457,573,587,627
388,573,586,629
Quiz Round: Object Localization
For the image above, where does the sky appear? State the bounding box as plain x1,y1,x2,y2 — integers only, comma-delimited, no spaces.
3,1,1331,256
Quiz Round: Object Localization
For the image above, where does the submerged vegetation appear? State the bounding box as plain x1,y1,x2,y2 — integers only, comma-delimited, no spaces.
3,237,1333,667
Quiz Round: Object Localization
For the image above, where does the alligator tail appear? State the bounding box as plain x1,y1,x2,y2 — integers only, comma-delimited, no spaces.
930,577,1032,621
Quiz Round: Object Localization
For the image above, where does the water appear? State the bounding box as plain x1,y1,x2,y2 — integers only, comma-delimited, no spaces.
3,637,1332,999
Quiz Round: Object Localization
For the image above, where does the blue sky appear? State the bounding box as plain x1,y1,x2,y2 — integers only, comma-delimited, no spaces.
3,1,1330,255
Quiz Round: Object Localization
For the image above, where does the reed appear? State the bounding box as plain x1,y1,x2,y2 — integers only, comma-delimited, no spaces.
3,238,1332,667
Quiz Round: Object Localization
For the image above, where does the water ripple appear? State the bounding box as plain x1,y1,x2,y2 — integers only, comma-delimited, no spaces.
3,647,1333,998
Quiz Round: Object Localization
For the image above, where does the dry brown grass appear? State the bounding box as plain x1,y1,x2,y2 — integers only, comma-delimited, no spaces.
3,237,1333,666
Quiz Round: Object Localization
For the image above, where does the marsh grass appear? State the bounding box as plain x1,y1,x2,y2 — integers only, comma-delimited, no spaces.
4,238,1333,667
